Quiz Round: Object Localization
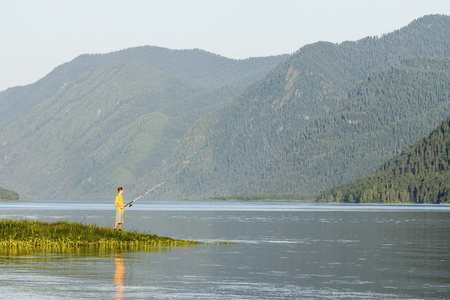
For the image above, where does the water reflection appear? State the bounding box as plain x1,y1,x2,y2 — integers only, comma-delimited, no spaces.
114,252,125,300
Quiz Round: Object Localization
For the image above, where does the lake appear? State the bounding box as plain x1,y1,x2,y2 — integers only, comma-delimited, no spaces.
1,201,449,299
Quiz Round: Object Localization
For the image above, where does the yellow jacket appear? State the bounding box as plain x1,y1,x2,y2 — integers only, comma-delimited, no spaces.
115,194,125,211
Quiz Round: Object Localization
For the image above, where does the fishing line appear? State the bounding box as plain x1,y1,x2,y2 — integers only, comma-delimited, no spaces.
125,182,165,207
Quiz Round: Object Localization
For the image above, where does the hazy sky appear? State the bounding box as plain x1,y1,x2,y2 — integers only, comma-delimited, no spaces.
1,0,449,91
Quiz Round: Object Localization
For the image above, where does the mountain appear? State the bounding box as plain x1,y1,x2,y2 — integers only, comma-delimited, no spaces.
0,187,18,201
259,57,450,194
0,46,287,133
0,47,287,200
3,15,450,201
316,113,450,204
151,15,450,199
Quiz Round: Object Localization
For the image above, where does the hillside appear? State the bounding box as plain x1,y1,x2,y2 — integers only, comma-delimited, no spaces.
150,15,450,199
0,187,18,201
0,46,287,133
2,15,450,201
0,48,287,200
317,114,450,204
258,57,450,194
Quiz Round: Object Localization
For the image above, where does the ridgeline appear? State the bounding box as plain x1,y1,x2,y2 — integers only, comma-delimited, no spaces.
0,47,286,200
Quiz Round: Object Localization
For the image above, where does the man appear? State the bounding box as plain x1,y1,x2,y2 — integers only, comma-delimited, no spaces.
114,187,129,230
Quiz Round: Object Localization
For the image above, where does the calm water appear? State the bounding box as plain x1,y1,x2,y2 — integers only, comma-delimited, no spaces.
0,201,449,299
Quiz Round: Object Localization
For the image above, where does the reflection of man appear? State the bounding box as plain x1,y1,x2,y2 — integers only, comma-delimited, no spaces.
114,253,125,300
114,187,129,230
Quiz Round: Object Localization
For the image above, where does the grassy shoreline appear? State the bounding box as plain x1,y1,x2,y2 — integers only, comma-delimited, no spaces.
0,220,202,251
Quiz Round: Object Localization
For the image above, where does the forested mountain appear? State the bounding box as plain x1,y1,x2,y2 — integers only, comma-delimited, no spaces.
150,15,450,200
317,113,450,204
0,48,287,200
2,15,450,201
0,47,286,133
0,187,18,201
261,57,450,194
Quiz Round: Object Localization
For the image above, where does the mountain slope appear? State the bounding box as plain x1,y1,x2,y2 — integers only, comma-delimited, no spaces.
0,46,287,133
258,57,450,194
0,187,19,200
152,15,450,199
317,113,450,204
0,49,287,200
74,111,186,198
1,63,192,198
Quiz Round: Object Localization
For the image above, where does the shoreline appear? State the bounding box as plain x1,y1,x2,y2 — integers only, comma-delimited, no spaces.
0,220,202,251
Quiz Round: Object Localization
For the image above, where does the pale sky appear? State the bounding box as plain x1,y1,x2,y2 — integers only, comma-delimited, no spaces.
1,0,449,92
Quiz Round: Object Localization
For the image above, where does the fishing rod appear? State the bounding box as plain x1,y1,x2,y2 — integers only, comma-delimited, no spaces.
125,182,165,207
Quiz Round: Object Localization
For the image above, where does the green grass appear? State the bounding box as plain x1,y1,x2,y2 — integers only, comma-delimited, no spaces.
0,220,202,251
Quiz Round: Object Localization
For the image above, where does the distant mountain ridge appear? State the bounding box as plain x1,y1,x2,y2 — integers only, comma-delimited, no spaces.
317,113,450,204
149,15,450,199
0,46,287,132
2,15,450,201
0,47,287,199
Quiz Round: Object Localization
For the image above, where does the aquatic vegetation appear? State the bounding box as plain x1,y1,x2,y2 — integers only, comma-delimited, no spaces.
0,220,202,251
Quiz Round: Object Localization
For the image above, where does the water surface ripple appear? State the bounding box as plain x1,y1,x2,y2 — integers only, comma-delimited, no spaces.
1,201,449,299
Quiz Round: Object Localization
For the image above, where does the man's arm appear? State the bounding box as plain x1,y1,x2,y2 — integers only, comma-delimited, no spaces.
115,197,126,209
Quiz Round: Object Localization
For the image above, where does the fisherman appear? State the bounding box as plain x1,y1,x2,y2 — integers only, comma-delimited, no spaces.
114,187,129,230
